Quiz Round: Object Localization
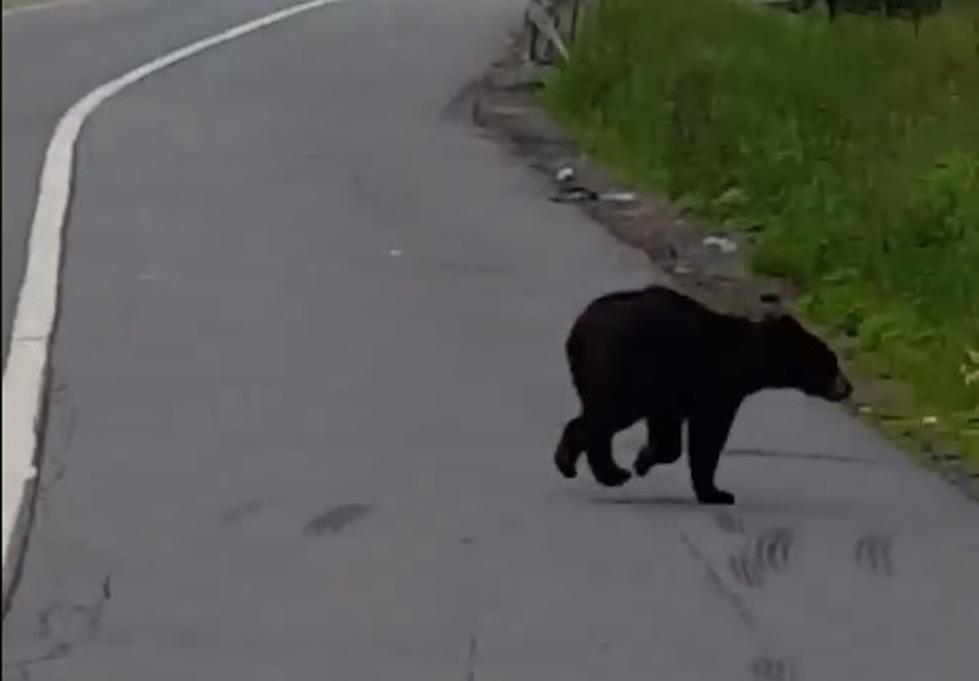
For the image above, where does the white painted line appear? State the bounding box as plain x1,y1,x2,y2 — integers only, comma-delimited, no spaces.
1,0,346,573
2,0,87,19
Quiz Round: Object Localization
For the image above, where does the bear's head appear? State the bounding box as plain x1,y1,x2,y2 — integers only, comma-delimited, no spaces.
761,313,852,402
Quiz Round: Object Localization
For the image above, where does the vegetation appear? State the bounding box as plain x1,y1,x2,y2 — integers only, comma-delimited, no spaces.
544,0,979,465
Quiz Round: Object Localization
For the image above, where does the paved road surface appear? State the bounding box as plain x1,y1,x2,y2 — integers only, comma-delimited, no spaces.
2,0,346,365
3,1,978,679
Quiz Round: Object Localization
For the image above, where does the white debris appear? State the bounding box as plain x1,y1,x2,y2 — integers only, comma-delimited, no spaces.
673,264,693,275
555,166,575,183
921,416,939,426
703,235,739,254
600,191,637,203
388,249,403,257
963,349,979,385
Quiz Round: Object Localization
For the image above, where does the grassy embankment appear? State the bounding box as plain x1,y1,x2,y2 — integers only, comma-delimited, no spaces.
544,0,979,467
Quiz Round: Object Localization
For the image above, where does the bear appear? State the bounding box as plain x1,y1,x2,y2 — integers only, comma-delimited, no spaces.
553,285,852,504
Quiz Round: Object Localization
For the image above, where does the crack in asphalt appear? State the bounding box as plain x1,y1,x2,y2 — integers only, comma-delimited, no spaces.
725,448,876,466
679,532,756,630
3,575,110,677
465,632,479,681
680,533,802,679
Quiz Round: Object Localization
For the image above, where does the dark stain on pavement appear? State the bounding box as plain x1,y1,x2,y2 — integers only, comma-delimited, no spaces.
303,503,372,537
854,533,894,577
465,633,479,681
590,495,699,508
221,499,267,528
714,510,746,535
729,527,795,589
750,655,797,680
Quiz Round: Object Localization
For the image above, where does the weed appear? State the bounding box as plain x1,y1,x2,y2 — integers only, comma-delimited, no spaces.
545,0,979,465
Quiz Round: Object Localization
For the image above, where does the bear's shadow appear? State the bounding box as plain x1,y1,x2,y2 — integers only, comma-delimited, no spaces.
590,495,698,509
588,494,845,518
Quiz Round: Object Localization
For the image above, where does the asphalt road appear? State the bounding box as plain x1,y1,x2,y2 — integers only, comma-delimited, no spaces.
2,0,349,366
3,0,978,679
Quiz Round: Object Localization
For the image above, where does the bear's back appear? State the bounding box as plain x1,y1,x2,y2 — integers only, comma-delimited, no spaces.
568,286,747,401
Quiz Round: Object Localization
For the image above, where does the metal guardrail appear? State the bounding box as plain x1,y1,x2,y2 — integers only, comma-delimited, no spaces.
522,0,952,59
524,0,585,64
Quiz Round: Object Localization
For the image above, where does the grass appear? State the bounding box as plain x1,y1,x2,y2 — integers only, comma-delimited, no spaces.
544,0,979,467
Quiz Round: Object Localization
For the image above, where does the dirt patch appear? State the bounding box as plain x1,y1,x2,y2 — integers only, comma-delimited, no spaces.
468,25,978,501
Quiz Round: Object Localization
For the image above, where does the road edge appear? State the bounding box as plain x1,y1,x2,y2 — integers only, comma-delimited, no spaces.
1,0,346,610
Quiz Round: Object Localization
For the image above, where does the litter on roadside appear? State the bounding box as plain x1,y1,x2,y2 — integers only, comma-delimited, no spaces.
550,186,599,204
555,166,575,183
702,235,739,254
600,191,637,203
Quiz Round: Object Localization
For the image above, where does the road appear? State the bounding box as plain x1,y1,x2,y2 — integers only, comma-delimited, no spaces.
2,0,351,365
2,0,978,679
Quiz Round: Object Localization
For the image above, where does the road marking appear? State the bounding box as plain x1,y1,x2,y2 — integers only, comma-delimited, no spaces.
2,0,87,19
1,0,346,578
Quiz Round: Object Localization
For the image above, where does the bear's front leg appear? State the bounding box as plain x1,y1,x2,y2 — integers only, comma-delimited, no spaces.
688,404,738,505
634,414,683,477
586,433,632,487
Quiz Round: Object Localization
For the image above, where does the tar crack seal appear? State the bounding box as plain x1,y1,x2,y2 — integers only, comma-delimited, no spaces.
303,503,372,537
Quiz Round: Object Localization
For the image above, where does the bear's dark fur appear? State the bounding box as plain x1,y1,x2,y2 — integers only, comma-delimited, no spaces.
554,285,852,504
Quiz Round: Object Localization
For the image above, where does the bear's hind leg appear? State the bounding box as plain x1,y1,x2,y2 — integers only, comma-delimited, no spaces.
554,416,587,478
634,414,683,477
688,405,738,505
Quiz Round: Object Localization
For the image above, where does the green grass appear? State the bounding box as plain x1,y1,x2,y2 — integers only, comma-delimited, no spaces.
544,0,979,465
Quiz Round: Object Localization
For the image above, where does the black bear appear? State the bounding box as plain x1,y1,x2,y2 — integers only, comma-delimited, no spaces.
553,285,852,504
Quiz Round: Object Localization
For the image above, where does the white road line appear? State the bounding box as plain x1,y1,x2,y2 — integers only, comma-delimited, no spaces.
1,0,346,575
2,0,87,19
